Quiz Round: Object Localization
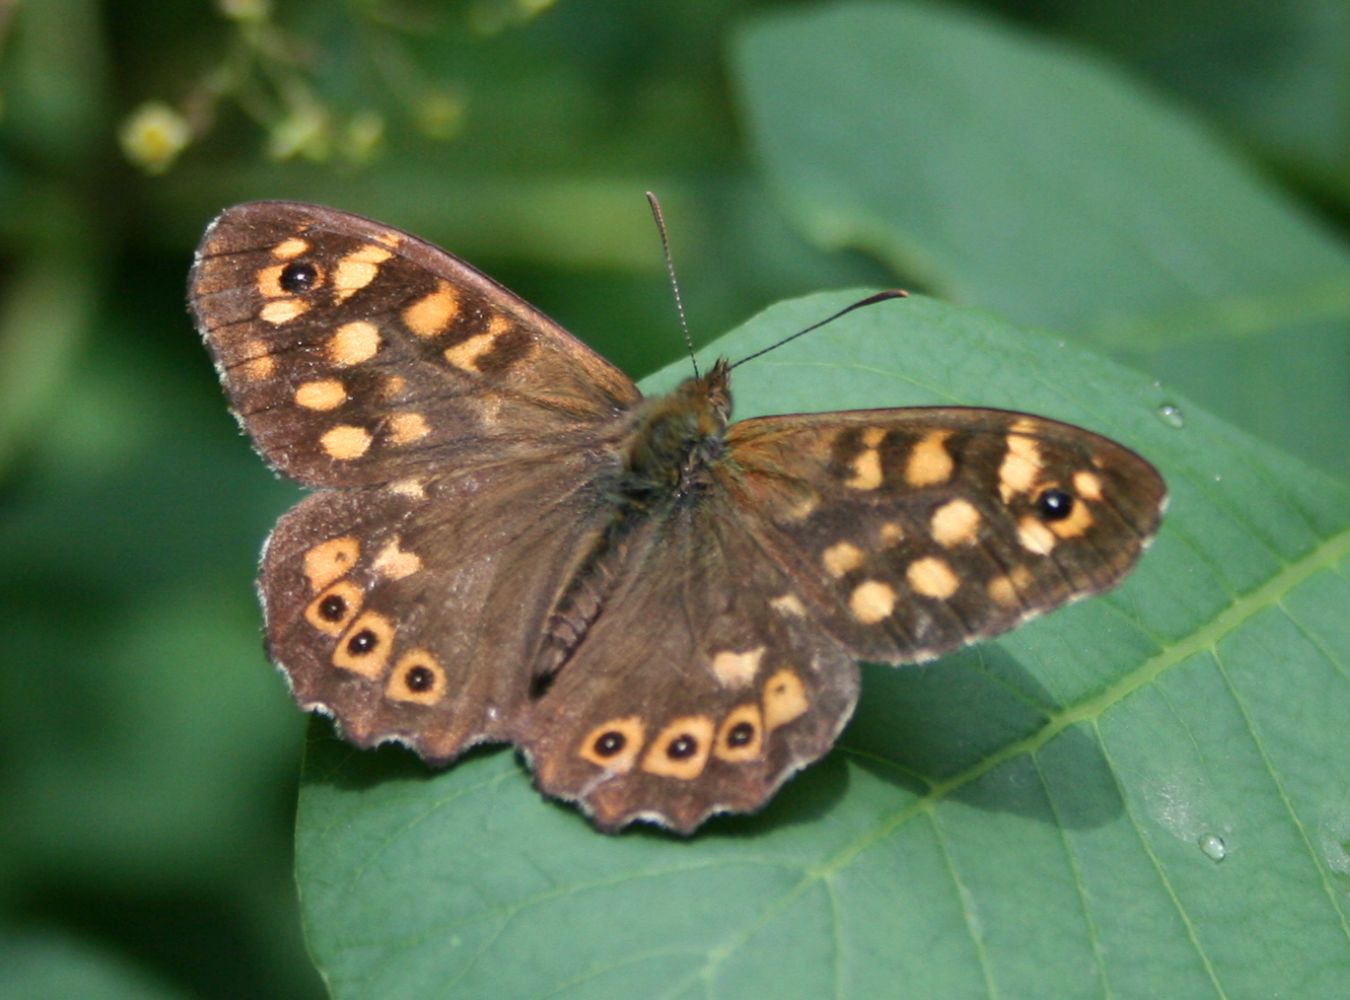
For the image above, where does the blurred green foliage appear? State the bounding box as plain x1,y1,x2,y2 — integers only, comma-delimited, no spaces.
0,0,1345,996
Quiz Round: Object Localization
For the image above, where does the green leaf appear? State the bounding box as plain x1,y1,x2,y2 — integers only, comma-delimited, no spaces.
294,293,1350,998
730,2,1350,474
0,928,184,1000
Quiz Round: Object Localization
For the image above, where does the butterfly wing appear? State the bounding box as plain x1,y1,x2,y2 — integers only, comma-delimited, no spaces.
517,493,861,833
190,201,640,487
721,407,1167,664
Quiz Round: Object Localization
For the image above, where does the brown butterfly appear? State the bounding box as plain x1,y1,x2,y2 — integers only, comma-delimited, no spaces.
189,201,1166,833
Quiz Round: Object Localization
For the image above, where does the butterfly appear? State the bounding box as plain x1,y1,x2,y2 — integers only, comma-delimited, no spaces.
189,201,1166,833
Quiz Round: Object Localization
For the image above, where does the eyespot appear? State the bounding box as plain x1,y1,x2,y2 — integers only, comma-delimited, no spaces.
346,628,378,655
666,734,699,760
404,664,435,692
318,593,347,622
280,260,319,293
726,721,755,748
1035,488,1074,521
593,731,627,757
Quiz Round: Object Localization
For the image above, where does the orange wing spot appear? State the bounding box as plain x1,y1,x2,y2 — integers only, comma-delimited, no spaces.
403,280,460,338
260,298,309,325
987,566,1033,608
879,521,905,546
578,716,646,773
256,263,287,299
320,424,373,461
384,649,446,705
387,412,430,445
304,580,363,635
641,716,715,780
714,704,764,762
763,669,809,731
930,498,981,547
907,556,960,599
328,321,382,366
294,379,347,411
905,431,954,486
333,611,395,678
303,536,360,591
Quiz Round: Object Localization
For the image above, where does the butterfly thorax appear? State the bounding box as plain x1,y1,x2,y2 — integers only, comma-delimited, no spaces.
530,360,733,693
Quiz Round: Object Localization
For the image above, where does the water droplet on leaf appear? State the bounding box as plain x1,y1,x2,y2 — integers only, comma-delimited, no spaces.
1156,403,1185,429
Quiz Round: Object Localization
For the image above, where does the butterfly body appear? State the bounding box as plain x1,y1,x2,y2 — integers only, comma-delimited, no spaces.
191,201,1166,833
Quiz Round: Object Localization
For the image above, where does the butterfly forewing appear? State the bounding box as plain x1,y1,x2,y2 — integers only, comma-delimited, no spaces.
724,408,1166,664
190,201,639,487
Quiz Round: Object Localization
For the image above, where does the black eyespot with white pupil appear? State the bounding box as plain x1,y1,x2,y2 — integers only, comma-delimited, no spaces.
727,721,755,747
593,731,626,757
279,260,318,293
347,629,377,655
666,734,698,759
1036,488,1074,521
405,664,434,692
318,594,347,621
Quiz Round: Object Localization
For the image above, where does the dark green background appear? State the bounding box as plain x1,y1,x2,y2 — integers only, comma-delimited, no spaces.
2,1,1346,997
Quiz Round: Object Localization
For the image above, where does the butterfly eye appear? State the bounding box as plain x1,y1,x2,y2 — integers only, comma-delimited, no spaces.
593,731,627,757
279,260,320,293
666,734,699,759
1035,488,1074,521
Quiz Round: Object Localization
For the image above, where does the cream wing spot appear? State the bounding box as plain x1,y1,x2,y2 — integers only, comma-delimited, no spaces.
240,340,275,381
906,431,954,486
387,412,431,445
845,448,883,490
907,556,960,599
770,593,806,617
879,521,905,547
372,538,422,580
1073,470,1104,501
763,669,809,731
641,716,716,780
303,536,360,591
260,298,309,325
321,425,373,461
710,646,765,688
987,566,1033,608
821,540,865,578
256,263,287,298
271,237,310,260
850,579,897,623
999,435,1042,500
294,379,347,411
443,332,496,371
579,717,645,773
1017,516,1058,555
332,244,392,302
328,321,382,366
930,498,982,547
403,280,459,338
388,478,426,500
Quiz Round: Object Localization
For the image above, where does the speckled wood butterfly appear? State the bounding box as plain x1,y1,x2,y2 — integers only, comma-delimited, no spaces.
190,201,1165,833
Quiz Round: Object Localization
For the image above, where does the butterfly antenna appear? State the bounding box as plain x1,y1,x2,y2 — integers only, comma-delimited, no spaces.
645,191,699,378
730,289,909,370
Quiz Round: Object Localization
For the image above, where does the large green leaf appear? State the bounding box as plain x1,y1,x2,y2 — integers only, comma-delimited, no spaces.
731,2,1350,474
294,293,1350,998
